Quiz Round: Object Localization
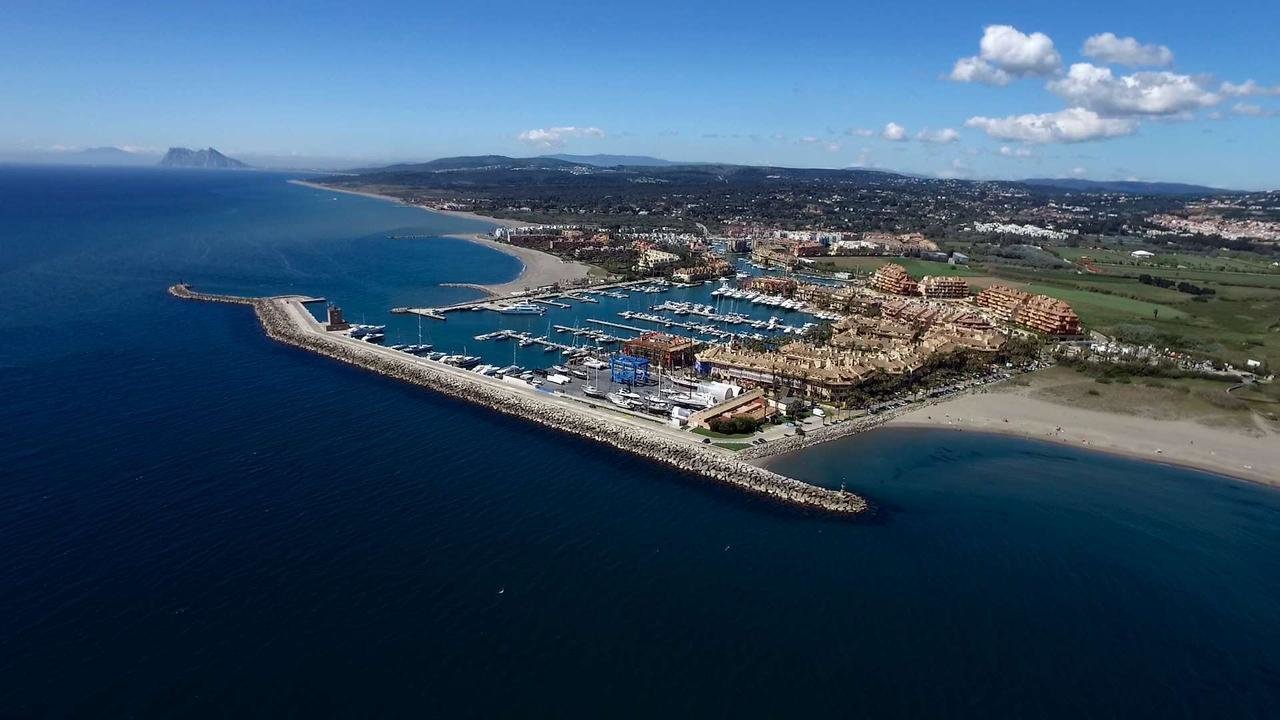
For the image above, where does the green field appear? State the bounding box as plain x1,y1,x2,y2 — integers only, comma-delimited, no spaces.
814,248,1278,369
1051,246,1280,274
986,266,1279,369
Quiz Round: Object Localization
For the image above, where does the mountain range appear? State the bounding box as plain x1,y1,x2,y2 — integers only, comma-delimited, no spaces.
542,153,679,167
0,146,1237,194
337,154,1232,197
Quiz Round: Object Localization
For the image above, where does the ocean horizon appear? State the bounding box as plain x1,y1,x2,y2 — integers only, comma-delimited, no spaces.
2,165,1278,717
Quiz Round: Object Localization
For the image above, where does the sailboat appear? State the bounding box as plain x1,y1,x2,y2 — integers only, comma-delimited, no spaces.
582,363,606,398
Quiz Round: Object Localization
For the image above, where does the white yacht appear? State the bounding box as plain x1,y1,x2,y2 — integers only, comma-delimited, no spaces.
499,302,545,315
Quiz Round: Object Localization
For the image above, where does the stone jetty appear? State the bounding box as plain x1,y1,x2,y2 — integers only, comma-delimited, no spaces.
169,284,869,516
736,415,892,462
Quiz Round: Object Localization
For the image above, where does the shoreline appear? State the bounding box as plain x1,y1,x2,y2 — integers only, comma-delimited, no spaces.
289,179,535,229
289,179,595,294
882,384,1279,489
886,422,1275,489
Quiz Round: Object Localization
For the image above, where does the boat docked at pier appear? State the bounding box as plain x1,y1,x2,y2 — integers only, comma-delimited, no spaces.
498,301,545,315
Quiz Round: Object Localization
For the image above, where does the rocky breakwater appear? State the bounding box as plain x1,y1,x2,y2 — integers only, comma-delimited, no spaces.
737,414,892,462
169,285,870,516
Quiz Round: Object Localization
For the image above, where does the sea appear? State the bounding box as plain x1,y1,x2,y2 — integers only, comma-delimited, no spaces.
2,165,1278,718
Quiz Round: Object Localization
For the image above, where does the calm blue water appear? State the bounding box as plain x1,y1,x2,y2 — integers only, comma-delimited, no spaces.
2,166,1278,718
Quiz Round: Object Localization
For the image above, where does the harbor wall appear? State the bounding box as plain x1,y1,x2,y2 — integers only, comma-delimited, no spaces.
736,415,891,462
169,285,870,516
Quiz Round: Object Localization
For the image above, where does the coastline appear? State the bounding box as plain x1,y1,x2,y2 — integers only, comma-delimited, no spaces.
883,383,1280,488
289,179,595,294
289,179,534,229
442,233,595,297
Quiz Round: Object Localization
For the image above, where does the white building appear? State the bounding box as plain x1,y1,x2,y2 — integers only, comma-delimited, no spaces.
637,249,680,271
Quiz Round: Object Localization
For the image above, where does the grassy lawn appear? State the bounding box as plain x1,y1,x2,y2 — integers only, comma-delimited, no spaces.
691,426,756,440
1050,245,1280,274
1099,266,1280,290
985,265,1280,368
712,442,751,451
1014,282,1189,323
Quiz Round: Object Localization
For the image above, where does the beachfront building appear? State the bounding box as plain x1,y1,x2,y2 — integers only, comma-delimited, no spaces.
621,332,699,369
870,263,918,296
976,285,1082,336
918,275,970,299
1020,295,1083,336
686,388,777,430
695,309,1006,406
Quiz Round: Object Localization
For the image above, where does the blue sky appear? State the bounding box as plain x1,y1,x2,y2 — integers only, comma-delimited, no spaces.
2,0,1279,188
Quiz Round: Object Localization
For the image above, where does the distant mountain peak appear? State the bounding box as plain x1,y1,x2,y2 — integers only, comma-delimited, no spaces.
1020,177,1227,196
158,147,249,169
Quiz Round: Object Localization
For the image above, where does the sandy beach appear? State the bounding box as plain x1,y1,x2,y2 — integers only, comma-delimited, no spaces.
440,233,595,296
886,370,1280,488
289,179,595,293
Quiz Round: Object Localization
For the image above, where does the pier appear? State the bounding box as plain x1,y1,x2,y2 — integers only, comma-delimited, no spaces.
585,318,646,334
169,283,869,516
390,278,655,320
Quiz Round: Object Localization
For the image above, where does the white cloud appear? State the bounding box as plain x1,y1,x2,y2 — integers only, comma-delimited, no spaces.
980,25,1061,75
1069,166,1088,178
965,107,1138,143
844,127,874,137
1232,102,1277,117
1047,63,1219,116
938,158,973,179
850,147,877,168
882,122,908,141
1220,79,1280,97
949,57,1010,86
999,145,1033,157
516,126,605,148
916,128,960,143
1082,33,1173,67
824,142,842,152
950,25,1061,84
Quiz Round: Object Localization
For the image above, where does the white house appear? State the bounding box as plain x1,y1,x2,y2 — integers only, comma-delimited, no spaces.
1130,249,1155,259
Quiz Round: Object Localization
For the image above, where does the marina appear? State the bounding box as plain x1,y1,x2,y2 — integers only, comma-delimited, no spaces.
169,283,870,515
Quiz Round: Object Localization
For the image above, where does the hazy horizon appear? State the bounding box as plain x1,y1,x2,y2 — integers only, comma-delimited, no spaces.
3,1,1278,188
